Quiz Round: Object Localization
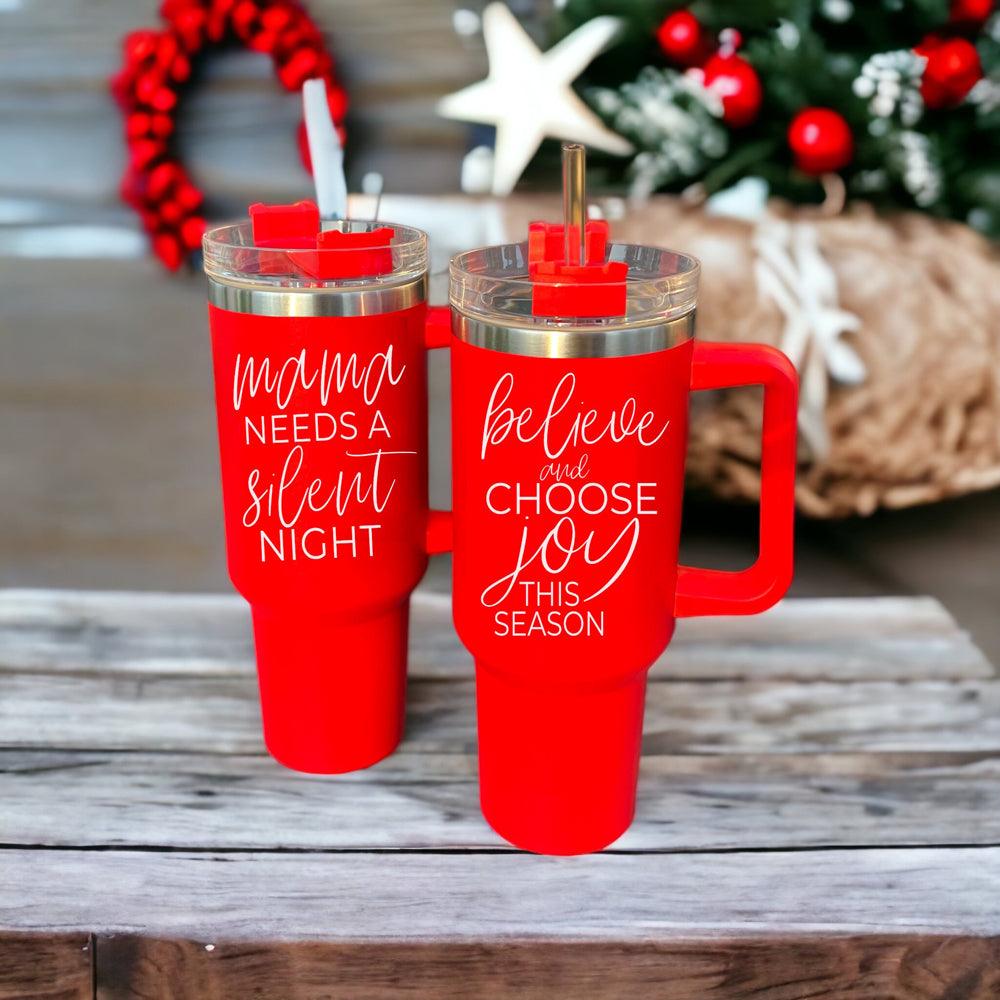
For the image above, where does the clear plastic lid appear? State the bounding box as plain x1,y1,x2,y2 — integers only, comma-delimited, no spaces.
450,240,700,330
203,219,428,290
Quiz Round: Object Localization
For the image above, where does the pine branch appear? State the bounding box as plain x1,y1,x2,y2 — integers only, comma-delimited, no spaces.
544,0,1000,237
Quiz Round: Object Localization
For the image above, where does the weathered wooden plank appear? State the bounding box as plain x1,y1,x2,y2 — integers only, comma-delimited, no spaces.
656,595,995,682
2,750,1000,853
0,933,92,1000
2,847,999,940
92,934,1000,1000
638,678,1000,754
0,589,989,682
3,668,1000,755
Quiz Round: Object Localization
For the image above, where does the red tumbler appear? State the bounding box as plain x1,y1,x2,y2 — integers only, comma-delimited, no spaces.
448,233,798,854
203,214,450,774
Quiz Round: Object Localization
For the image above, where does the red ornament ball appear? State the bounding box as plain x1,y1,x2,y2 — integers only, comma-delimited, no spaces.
949,0,994,27
702,52,762,127
918,36,983,108
656,10,710,67
788,108,854,175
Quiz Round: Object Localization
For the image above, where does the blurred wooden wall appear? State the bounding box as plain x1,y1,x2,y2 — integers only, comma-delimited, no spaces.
0,0,546,230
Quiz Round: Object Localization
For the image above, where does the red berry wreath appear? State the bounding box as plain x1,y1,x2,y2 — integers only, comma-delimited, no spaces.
111,0,347,271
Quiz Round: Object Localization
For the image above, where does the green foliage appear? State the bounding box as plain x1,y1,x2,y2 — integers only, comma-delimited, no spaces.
589,67,731,193
548,0,1000,237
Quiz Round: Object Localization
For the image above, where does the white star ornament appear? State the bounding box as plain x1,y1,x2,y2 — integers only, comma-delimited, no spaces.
437,3,634,196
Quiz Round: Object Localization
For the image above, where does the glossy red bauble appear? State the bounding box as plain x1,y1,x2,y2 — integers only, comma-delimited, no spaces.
918,36,982,108
656,10,711,67
788,108,854,175
702,52,762,127
949,0,994,27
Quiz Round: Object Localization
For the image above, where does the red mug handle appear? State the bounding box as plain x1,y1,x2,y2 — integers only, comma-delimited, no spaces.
424,306,454,555
674,341,799,618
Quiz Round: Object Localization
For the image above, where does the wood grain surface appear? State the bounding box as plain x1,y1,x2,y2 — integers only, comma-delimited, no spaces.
0,589,989,682
2,846,999,940
3,749,1000,853
3,668,999,755
5,848,1000,996
1,590,998,998
92,934,1000,1000
0,934,92,1000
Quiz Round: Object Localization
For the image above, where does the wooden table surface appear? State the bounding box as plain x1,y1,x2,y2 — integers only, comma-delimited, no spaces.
0,589,999,998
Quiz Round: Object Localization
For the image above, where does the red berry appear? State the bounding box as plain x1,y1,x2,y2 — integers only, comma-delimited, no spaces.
297,119,312,173
206,9,229,42
150,85,178,112
250,29,281,53
175,181,203,212
325,84,348,122
788,108,854,175
154,33,179,68
148,161,182,201
151,113,174,138
702,52,762,127
119,168,143,206
170,53,191,83
160,199,184,226
656,10,710,67
180,215,207,249
129,138,166,170
126,112,151,139
261,6,293,32
153,232,185,270
231,0,260,40
171,8,208,51
135,71,163,105
110,71,131,106
124,30,159,64
278,47,321,90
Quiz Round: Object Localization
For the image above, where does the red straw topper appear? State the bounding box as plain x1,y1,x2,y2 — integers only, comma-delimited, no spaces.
528,219,610,267
526,161,625,318
248,200,396,280
530,260,627,318
250,200,320,249
294,226,395,280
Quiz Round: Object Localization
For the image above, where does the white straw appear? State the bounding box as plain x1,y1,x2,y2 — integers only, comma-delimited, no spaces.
302,78,348,220
361,171,384,222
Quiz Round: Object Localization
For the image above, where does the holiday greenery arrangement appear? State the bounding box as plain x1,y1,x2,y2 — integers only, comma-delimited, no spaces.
552,0,1000,237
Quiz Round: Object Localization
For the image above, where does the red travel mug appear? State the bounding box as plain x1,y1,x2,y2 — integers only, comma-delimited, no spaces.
204,216,450,774
448,238,798,854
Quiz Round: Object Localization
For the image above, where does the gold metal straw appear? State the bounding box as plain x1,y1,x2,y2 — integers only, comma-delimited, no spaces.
561,142,587,265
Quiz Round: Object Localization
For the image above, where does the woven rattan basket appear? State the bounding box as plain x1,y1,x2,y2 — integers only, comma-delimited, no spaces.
500,195,1000,517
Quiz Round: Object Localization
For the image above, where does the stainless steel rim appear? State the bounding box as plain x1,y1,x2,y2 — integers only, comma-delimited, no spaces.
207,275,427,317
452,310,695,358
